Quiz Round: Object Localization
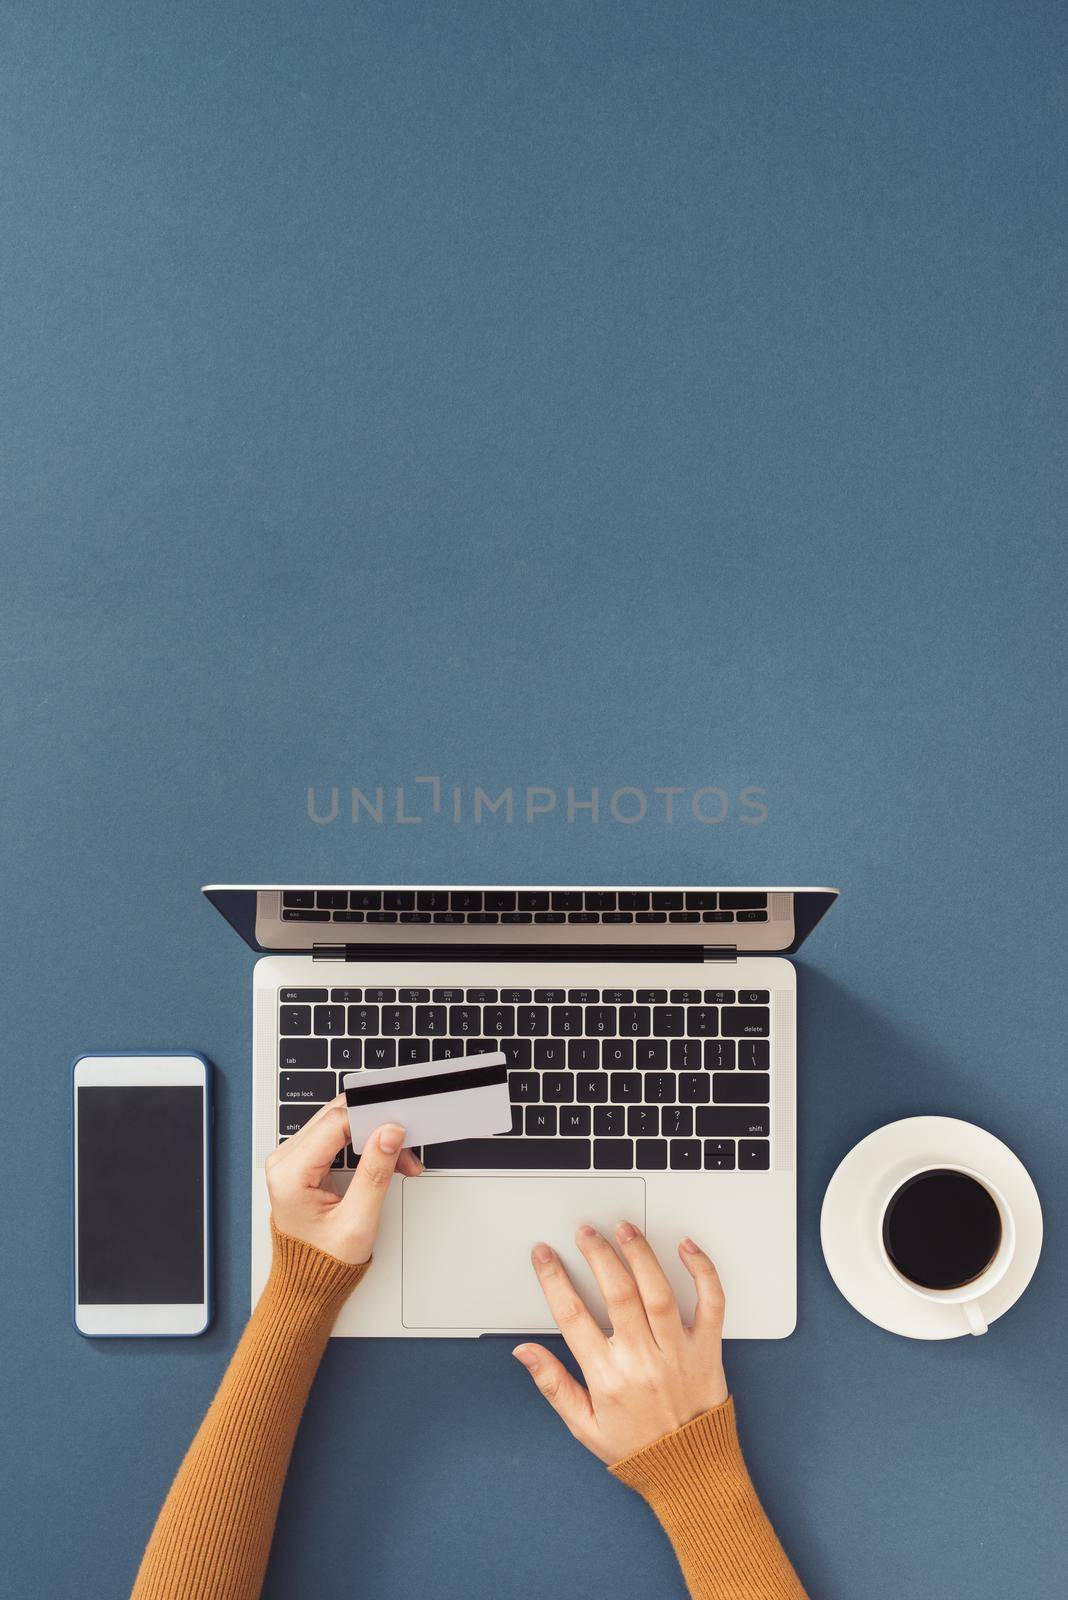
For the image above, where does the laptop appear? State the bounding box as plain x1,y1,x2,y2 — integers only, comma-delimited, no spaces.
204,884,837,1338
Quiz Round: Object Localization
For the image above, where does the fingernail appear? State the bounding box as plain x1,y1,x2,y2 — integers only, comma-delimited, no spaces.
681,1236,700,1254
532,1243,553,1265
378,1124,405,1153
512,1346,538,1369
577,1224,597,1240
617,1221,638,1242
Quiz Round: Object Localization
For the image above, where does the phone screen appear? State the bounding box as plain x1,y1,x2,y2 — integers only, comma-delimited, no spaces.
77,1085,205,1304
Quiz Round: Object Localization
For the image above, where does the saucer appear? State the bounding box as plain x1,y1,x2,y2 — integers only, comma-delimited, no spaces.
820,1116,1043,1340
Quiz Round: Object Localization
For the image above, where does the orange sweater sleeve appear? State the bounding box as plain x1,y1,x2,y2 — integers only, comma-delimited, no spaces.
130,1225,367,1600
132,1231,805,1600
610,1399,809,1599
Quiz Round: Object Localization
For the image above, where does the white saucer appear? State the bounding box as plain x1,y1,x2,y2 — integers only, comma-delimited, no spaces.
820,1117,1043,1340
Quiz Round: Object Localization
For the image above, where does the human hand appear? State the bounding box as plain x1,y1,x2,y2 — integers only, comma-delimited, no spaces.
265,1094,422,1265
513,1222,728,1464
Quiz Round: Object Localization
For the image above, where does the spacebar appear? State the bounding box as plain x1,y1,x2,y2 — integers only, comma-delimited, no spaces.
423,1139,590,1169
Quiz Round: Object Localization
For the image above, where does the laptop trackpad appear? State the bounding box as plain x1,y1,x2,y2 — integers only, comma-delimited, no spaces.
401,1175,647,1331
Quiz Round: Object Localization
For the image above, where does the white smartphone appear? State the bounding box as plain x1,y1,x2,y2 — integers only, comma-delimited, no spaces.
72,1054,213,1337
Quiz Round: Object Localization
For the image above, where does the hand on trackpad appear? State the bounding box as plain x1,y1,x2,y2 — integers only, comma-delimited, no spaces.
401,1176,647,1331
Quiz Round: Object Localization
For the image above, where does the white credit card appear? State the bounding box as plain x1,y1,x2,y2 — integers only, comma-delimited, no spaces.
342,1051,511,1153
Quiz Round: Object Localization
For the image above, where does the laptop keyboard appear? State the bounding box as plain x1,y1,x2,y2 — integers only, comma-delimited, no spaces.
277,985,773,1174
278,888,769,924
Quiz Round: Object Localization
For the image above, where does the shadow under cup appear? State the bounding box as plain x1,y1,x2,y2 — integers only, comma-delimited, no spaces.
881,1168,1002,1291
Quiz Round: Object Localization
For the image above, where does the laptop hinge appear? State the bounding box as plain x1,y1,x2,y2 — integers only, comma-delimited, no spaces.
702,945,738,962
311,942,708,963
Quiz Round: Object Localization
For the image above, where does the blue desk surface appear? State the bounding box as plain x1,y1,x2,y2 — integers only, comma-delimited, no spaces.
2,3,1065,1595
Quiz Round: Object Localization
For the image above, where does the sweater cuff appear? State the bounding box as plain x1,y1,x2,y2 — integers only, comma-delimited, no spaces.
264,1221,371,1318
610,1398,807,1600
610,1396,742,1503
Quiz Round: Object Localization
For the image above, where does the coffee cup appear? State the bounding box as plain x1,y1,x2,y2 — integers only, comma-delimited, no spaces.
877,1164,1016,1335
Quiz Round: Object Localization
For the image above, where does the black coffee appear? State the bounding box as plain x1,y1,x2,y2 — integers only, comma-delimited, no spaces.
882,1169,1001,1291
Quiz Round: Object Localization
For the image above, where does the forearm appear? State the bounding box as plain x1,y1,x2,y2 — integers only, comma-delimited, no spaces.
131,1226,367,1600
611,1399,808,1600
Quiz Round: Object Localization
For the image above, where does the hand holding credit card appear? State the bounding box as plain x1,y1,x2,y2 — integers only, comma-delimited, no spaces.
343,1051,511,1152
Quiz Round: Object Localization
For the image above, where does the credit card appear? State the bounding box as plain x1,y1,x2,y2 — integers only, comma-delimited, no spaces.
342,1051,511,1153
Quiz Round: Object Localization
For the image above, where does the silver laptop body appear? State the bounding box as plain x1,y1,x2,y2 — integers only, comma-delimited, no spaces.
204,884,836,1338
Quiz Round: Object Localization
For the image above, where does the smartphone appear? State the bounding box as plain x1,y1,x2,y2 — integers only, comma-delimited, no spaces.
72,1054,212,1337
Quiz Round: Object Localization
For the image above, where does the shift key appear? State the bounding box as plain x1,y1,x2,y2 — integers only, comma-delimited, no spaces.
697,1107,771,1137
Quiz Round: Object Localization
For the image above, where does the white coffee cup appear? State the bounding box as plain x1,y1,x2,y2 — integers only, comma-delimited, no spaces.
876,1164,1016,1336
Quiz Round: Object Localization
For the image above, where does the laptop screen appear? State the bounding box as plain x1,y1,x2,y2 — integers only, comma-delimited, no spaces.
202,886,837,956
